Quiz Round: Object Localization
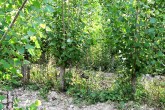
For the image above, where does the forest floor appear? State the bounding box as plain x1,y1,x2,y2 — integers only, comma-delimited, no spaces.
13,88,116,110
1,72,164,110
11,87,156,110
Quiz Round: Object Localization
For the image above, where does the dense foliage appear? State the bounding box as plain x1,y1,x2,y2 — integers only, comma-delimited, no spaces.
0,0,164,109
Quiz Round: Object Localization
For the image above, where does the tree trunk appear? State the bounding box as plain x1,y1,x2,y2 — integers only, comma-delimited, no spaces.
21,64,30,85
59,66,65,91
6,91,14,110
131,72,137,100
27,65,30,81
111,55,115,72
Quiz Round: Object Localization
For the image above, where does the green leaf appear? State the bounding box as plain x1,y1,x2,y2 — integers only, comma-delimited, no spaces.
0,95,5,100
13,58,21,66
32,1,40,8
151,60,156,65
0,59,10,68
150,18,156,24
23,60,30,65
45,5,54,13
148,28,155,33
158,51,164,57
0,103,4,110
17,46,25,54
25,44,34,49
35,40,40,48
28,48,35,56
27,30,35,36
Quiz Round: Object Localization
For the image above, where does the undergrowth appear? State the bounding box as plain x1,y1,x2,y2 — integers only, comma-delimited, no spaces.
64,71,165,109
28,67,165,109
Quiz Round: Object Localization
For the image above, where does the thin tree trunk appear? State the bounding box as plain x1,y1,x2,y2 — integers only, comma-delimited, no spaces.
131,72,137,99
21,64,30,85
131,0,140,100
27,65,30,82
21,64,26,84
0,0,28,42
111,55,115,72
60,66,65,91
6,91,13,110
59,0,66,92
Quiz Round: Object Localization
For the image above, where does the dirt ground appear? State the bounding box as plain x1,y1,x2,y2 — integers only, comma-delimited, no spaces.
1,73,163,110
10,88,156,110
12,88,116,110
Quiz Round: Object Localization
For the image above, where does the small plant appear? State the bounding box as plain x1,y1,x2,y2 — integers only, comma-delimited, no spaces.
0,95,5,110
26,83,40,91
39,81,53,100
135,84,148,103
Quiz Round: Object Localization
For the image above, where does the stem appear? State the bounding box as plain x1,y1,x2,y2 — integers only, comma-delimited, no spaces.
131,0,140,100
0,0,28,43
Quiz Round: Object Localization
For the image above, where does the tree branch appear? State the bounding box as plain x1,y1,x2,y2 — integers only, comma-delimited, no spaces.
0,0,28,43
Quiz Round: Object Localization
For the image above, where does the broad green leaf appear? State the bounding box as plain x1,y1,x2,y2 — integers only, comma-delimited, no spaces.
0,95,5,100
158,51,164,57
13,58,21,66
150,18,156,24
23,60,30,65
32,1,40,8
27,30,35,36
25,44,34,49
148,28,155,33
0,103,4,110
45,5,54,13
0,60,10,68
17,46,25,54
28,48,35,56
35,40,40,48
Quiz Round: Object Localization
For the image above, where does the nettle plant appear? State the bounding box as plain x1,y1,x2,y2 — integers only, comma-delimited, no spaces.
100,0,165,99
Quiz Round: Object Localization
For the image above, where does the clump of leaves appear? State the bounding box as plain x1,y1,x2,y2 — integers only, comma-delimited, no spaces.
39,80,53,100
134,84,148,103
26,83,40,91
0,95,5,110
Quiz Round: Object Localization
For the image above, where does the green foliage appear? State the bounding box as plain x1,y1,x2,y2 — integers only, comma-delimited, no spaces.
0,0,43,86
82,42,118,72
65,70,162,109
0,95,5,110
26,83,40,91
45,0,94,67
101,0,165,75
99,0,165,101
66,71,123,104
39,80,53,100
134,84,148,103
0,0,164,109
